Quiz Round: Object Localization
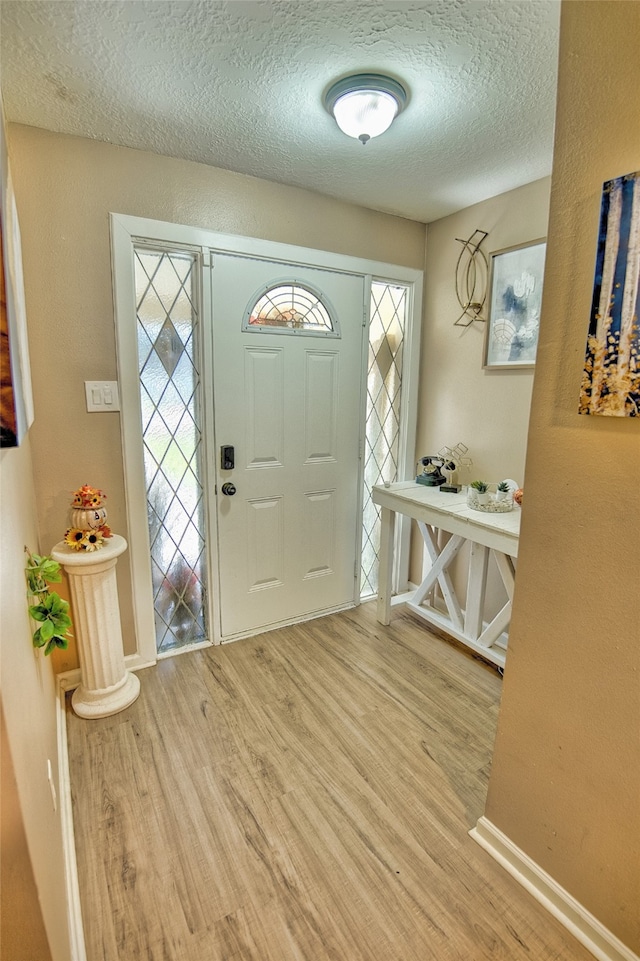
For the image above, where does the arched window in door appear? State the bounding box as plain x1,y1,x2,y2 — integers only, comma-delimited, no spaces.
243,282,339,337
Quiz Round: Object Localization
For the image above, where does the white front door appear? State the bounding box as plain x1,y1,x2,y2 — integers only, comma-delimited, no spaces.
211,254,365,639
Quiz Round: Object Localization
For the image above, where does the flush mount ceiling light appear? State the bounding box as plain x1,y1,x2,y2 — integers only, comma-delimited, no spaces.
324,73,407,145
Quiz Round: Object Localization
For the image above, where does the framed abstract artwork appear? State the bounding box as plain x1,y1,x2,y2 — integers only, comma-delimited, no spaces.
579,170,640,417
483,239,547,369
1,106,33,447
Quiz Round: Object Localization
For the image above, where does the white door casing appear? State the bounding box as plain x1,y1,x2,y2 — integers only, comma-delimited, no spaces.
211,255,365,639
111,214,423,663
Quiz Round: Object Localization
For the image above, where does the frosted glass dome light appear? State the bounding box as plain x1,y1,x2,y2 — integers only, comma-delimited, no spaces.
324,74,407,145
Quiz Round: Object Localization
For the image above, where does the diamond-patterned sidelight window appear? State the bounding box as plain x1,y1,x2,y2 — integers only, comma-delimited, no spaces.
361,282,408,598
134,248,207,654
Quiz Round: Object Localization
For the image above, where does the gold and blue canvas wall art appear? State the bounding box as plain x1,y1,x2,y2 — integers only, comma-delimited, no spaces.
580,170,640,417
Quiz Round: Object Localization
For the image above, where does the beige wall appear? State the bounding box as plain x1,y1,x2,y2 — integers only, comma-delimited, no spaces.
418,177,551,482
1,707,53,961
485,2,640,953
0,439,71,961
8,125,426,665
412,177,550,590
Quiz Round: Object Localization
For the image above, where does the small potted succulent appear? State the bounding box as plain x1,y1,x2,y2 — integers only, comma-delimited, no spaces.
496,480,511,501
470,479,489,505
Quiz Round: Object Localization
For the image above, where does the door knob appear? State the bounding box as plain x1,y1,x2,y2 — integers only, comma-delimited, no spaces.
221,482,236,496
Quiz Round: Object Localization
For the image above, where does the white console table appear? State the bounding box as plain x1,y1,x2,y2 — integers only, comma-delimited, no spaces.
372,483,520,669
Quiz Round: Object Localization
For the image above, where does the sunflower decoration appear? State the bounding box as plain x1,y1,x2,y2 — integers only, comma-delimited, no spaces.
72,484,107,509
64,527,106,552
81,530,105,552
66,485,112,551
65,528,86,549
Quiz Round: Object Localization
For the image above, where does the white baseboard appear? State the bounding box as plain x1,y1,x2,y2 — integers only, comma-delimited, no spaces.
56,678,87,961
58,651,156,692
470,816,639,961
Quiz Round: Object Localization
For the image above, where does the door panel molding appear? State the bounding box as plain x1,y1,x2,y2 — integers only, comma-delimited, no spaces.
245,347,284,468
304,350,338,463
246,496,284,592
302,490,336,579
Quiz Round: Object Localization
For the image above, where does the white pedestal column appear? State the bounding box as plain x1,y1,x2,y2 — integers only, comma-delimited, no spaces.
51,535,140,719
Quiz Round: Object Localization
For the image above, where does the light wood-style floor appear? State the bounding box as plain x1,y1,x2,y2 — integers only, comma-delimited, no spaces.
67,603,591,960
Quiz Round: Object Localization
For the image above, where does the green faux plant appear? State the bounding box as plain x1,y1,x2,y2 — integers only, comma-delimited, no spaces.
470,479,489,493
24,548,73,655
497,480,510,493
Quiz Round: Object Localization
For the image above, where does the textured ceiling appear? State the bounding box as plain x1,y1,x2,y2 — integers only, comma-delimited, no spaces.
0,0,560,223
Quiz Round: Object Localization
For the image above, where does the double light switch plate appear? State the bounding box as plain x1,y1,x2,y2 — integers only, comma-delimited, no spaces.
84,381,121,412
